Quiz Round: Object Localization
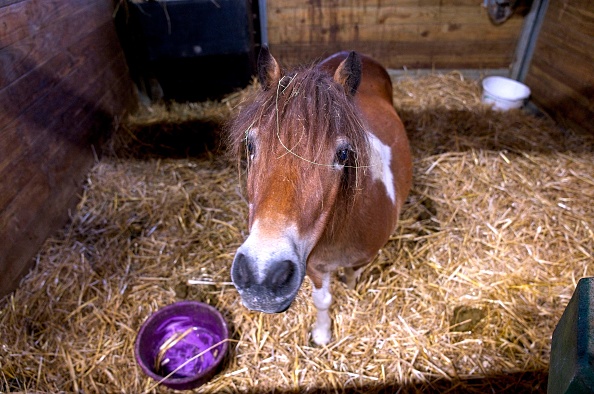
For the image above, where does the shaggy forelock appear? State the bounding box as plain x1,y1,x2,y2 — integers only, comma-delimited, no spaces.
228,64,370,193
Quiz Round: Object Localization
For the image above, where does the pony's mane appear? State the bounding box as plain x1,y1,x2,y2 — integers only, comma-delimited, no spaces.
227,62,370,196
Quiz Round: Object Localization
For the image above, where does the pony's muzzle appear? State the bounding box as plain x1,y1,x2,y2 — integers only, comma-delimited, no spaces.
231,252,304,313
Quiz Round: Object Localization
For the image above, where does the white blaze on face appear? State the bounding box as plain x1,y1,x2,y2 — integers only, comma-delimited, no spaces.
367,133,396,204
240,219,304,282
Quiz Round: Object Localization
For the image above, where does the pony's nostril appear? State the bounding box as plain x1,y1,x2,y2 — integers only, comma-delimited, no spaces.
268,260,296,291
231,253,253,289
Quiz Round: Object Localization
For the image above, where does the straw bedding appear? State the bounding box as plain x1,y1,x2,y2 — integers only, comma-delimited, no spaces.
1,72,593,393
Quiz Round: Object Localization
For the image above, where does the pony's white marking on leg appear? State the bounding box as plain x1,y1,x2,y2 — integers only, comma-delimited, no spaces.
367,133,395,204
311,274,332,345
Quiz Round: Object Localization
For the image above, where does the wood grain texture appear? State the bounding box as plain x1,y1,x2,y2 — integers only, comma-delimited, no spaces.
266,0,526,69
525,0,593,134
0,0,112,86
0,0,136,297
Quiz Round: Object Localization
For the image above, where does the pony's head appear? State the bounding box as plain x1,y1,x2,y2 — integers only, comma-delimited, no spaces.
227,48,370,313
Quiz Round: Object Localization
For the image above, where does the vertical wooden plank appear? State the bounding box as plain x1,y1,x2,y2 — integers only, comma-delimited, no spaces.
524,0,594,135
0,0,137,298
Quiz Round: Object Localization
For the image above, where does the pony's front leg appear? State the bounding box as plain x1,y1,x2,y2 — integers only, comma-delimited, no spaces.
311,274,332,346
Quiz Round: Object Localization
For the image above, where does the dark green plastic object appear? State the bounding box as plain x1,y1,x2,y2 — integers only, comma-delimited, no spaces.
548,277,594,393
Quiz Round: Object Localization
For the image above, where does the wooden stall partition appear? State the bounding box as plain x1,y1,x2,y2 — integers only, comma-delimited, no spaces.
0,0,137,298
524,0,594,135
265,0,526,69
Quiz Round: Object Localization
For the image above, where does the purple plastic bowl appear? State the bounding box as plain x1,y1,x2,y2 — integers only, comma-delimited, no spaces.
134,301,229,390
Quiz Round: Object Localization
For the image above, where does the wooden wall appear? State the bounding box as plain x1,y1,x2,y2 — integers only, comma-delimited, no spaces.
525,0,593,135
266,0,526,69
0,0,136,298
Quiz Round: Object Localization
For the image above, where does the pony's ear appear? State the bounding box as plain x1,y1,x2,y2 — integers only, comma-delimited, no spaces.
258,46,281,90
333,51,362,96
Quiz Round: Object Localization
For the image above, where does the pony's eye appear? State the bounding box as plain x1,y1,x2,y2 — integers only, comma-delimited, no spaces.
246,138,256,158
335,145,350,165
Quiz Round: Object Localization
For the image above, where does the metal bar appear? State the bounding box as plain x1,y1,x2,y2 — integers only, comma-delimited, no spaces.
510,0,550,82
258,0,268,47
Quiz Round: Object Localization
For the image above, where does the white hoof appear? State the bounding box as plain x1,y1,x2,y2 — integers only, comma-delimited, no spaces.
311,323,331,346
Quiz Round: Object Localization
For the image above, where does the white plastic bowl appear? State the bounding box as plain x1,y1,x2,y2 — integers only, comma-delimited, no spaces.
481,76,531,111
